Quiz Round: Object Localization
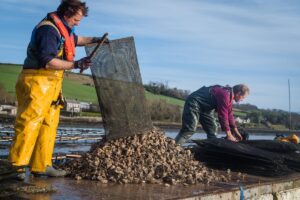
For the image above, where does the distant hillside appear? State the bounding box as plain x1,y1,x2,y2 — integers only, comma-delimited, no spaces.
1,63,300,128
233,103,258,111
0,63,184,106
0,63,255,113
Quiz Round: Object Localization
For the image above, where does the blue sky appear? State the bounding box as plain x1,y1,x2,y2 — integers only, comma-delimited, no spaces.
1,0,300,112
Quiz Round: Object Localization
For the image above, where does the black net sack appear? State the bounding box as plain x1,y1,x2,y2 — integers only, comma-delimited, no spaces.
192,139,292,177
85,37,153,140
240,140,300,153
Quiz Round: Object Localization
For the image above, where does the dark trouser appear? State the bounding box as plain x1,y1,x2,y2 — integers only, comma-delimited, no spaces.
175,100,217,145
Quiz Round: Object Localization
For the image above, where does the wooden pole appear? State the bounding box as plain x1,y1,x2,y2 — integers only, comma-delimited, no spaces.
288,79,292,132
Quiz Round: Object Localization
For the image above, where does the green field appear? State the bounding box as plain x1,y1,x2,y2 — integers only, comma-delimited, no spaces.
0,63,249,118
145,91,184,107
62,79,98,103
0,63,184,106
233,109,248,117
0,64,22,96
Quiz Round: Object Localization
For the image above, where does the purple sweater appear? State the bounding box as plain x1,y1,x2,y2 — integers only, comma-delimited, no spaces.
210,86,236,131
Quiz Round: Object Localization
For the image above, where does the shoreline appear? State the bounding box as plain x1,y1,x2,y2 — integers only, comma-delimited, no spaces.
1,114,299,134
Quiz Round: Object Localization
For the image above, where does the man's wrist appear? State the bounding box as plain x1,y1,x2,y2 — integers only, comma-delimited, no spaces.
73,61,79,69
92,37,100,43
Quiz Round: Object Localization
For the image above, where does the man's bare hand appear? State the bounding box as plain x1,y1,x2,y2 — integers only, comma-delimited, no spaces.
227,134,238,142
235,132,243,141
233,128,243,141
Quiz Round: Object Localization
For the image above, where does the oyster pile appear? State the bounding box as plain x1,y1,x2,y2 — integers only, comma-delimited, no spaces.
64,127,226,185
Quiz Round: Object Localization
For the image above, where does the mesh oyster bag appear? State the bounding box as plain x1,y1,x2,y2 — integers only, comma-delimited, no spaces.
85,37,153,139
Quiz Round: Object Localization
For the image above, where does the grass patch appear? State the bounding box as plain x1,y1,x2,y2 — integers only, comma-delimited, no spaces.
62,79,98,103
80,111,101,117
270,124,289,131
145,91,184,107
0,64,22,96
233,110,248,118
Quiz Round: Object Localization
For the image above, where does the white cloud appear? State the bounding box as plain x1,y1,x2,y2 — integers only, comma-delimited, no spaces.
1,0,300,111
80,0,300,111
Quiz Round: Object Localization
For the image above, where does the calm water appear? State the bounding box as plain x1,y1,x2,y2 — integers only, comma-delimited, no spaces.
0,124,294,200
0,124,278,157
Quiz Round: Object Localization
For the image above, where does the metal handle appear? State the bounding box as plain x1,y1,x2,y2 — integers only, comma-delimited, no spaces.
88,32,109,59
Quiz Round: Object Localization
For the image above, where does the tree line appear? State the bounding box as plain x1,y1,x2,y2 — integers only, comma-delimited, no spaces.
1,81,300,130
144,81,190,100
145,82,300,129
246,109,300,130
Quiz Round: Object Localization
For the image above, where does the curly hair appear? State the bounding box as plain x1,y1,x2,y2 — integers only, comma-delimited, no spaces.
57,0,88,17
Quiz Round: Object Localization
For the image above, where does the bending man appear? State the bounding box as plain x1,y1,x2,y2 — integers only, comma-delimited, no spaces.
175,84,249,145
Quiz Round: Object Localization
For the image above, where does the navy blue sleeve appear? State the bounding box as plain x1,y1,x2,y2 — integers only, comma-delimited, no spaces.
74,33,78,46
35,25,60,68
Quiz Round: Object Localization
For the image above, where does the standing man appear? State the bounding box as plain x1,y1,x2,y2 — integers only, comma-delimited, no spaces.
9,0,108,179
175,84,249,145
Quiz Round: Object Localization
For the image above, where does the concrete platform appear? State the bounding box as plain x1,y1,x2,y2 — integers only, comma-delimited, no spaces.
9,172,300,200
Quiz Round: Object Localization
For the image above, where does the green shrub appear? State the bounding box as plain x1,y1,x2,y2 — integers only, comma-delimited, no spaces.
0,83,15,104
147,99,182,122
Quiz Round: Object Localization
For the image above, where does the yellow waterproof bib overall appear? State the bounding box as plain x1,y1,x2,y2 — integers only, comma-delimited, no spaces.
9,69,63,172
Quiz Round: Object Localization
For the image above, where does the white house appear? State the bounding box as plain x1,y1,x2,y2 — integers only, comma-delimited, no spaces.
64,99,81,113
0,105,17,115
235,117,251,124
80,102,91,111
